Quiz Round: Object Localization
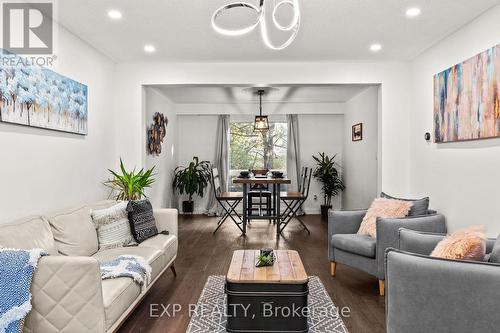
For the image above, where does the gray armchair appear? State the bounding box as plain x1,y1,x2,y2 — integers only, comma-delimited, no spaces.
328,209,446,295
385,229,500,333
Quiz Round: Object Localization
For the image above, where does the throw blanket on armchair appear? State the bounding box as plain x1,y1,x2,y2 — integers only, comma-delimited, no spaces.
0,248,47,333
100,255,152,286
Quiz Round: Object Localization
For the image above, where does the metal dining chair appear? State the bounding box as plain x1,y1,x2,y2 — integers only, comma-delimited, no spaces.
211,168,244,234
247,169,272,220
279,167,312,234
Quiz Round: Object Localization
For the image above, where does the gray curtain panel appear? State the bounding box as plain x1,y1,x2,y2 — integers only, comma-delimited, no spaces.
286,114,301,192
206,115,230,215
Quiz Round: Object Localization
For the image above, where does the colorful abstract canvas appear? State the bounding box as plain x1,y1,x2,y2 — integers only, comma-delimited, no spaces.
0,50,88,135
434,44,500,143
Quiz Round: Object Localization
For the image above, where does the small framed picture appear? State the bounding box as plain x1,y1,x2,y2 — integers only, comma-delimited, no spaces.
352,123,363,141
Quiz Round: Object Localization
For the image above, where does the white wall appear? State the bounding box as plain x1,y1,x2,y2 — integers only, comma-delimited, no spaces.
298,114,344,213
0,27,116,222
144,88,177,208
343,87,379,209
113,61,411,199
176,102,345,115
410,4,500,235
176,115,219,213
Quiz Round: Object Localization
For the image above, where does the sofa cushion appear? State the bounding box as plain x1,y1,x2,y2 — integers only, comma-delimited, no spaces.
139,234,178,264
0,216,58,255
489,234,500,263
127,200,158,243
92,202,136,250
381,192,430,216
332,234,377,258
93,246,165,282
101,278,141,330
47,206,99,256
358,198,412,238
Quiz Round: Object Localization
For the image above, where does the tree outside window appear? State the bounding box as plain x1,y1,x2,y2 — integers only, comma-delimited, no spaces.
229,122,287,186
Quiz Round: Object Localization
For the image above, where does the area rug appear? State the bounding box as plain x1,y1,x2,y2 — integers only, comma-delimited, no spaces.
186,275,349,333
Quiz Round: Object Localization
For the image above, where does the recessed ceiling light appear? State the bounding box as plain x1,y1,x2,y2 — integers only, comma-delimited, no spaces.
144,44,156,53
107,10,122,20
370,43,382,52
406,7,421,17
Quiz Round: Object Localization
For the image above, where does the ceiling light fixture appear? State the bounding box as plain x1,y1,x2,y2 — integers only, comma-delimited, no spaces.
370,43,382,52
254,90,269,132
107,10,122,20
211,0,301,50
405,7,421,17
144,44,156,53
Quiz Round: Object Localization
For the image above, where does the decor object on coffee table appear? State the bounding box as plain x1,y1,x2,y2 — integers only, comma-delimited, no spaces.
147,112,167,155
352,123,363,141
312,152,345,217
434,43,500,143
328,198,446,296
226,250,309,333
187,275,348,333
0,49,88,135
385,228,500,333
104,159,156,201
173,157,211,213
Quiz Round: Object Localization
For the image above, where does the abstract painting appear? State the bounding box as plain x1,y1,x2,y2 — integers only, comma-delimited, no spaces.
0,49,88,135
434,44,500,143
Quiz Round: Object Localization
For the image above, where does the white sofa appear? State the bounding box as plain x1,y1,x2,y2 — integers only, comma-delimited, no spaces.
0,200,178,333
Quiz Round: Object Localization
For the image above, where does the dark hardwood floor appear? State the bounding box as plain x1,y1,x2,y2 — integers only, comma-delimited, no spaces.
119,215,385,333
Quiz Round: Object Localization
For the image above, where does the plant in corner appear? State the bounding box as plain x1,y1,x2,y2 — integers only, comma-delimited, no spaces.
104,159,156,201
312,152,345,218
172,157,211,213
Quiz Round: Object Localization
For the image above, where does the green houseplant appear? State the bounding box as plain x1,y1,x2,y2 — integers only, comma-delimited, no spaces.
104,159,156,200
312,152,345,217
172,157,211,213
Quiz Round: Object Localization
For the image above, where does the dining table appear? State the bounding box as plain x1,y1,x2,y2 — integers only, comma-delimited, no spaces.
233,176,291,236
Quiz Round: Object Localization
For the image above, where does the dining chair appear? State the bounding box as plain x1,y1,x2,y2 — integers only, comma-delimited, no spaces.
279,167,312,234
248,169,272,220
211,168,244,234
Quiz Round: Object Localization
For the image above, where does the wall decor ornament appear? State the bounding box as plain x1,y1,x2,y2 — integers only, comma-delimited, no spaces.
147,112,167,155
352,123,363,141
0,49,88,135
434,44,500,143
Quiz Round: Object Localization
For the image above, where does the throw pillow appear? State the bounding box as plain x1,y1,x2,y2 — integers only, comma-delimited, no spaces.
431,225,486,261
380,192,430,216
489,234,500,263
357,198,413,238
48,207,99,256
92,202,137,250
127,199,158,243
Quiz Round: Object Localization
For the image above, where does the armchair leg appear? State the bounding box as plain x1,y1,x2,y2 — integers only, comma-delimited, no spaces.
379,280,385,297
330,262,337,276
170,263,177,277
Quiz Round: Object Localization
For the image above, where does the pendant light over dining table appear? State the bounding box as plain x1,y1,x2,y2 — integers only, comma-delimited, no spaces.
254,89,269,132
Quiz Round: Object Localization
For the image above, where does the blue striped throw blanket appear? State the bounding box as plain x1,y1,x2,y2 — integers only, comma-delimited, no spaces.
100,255,152,286
0,248,47,333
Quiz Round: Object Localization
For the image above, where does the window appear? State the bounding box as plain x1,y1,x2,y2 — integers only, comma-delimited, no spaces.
229,121,288,177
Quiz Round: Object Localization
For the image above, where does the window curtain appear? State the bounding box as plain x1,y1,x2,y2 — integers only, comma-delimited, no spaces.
287,114,301,191
206,115,230,215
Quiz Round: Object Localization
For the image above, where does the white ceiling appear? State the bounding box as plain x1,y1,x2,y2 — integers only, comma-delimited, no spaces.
56,0,500,63
154,85,374,104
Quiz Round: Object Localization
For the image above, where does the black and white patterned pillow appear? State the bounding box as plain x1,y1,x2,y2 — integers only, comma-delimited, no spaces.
127,200,158,243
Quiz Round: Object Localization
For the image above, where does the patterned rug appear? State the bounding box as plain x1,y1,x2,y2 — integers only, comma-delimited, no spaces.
186,275,349,333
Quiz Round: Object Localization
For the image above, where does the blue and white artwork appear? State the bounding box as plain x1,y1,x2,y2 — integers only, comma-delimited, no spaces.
0,49,88,135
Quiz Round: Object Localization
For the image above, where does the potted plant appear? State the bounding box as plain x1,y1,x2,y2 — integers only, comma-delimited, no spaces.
173,157,211,213
104,159,156,200
312,152,345,218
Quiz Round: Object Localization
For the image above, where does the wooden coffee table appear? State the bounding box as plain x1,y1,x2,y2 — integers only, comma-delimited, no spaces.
226,250,309,333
